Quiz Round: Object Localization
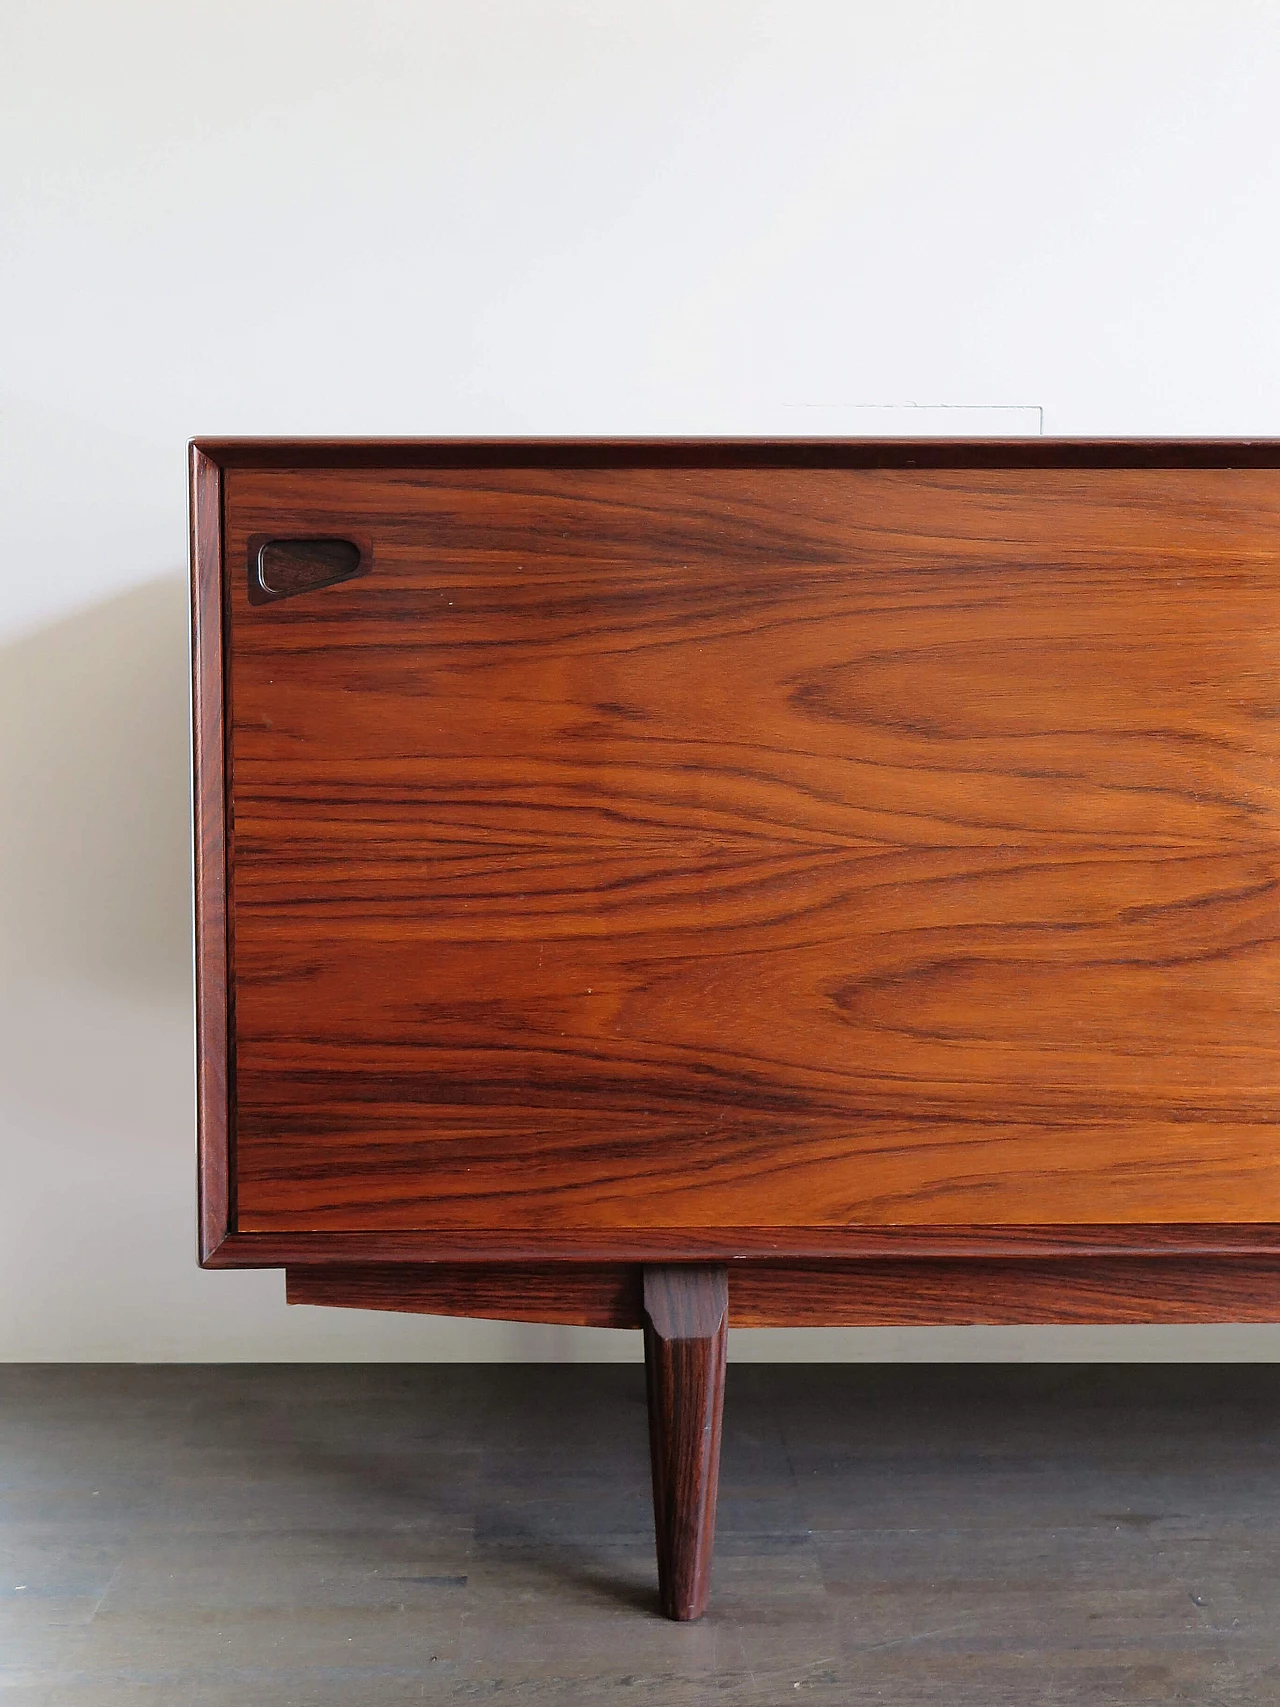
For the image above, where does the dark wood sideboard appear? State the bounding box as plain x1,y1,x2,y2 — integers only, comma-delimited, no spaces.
191,439,1280,1619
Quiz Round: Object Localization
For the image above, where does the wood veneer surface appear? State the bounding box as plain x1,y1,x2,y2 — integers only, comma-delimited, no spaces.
211,452,1280,1250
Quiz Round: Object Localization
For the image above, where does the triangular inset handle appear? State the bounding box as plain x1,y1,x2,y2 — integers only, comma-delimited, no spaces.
249,538,365,604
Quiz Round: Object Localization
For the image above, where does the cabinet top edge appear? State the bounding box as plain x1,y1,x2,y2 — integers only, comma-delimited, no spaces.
189,437,1280,473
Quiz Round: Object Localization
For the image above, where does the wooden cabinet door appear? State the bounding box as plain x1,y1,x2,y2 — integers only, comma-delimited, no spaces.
198,448,1280,1258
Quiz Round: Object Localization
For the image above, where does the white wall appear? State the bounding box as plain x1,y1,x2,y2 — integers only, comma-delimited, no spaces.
4,0,1280,1361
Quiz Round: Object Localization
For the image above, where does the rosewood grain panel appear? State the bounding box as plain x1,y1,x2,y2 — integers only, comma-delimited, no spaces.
217,460,1280,1243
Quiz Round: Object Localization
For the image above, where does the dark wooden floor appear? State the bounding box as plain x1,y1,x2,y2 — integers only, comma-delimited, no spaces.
3,1365,1280,1704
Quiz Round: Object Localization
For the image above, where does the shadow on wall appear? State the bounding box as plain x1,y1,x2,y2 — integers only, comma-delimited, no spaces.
0,575,640,1359
0,575,194,1147
0,575,193,1000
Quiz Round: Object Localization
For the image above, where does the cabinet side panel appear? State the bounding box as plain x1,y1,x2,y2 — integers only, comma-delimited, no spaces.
191,446,231,1260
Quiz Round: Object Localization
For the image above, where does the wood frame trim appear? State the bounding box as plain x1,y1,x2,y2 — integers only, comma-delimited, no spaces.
190,444,232,1262
218,1225,1280,1268
191,437,1280,1290
192,437,1280,471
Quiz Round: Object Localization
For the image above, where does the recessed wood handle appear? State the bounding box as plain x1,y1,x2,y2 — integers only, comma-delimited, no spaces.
249,538,364,604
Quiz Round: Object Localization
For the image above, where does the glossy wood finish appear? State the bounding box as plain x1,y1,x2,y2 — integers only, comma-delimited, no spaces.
284,1256,1280,1327
201,445,1280,1254
642,1266,728,1620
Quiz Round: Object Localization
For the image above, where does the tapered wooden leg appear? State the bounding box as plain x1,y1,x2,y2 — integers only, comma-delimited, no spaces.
642,1264,729,1621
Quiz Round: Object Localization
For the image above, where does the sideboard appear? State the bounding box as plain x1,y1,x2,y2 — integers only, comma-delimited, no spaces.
191,438,1280,1618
